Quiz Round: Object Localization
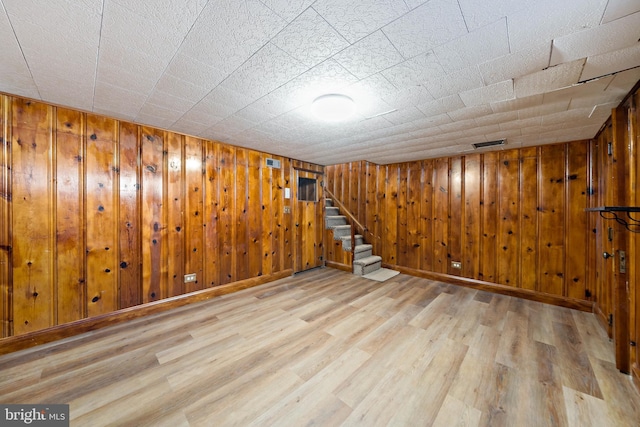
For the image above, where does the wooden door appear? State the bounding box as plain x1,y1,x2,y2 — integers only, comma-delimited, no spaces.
294,170,324,273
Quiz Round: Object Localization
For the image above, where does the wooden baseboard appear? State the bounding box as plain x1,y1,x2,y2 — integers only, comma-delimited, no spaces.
325,261,352,272
0,270,293,356
385,264,595,312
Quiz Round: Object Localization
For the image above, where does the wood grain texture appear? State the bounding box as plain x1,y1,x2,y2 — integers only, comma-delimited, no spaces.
326,142,594,301
0,95,301,340
0,268,637,426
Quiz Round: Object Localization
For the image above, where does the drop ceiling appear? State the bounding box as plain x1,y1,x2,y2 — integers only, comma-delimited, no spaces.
1,0,639,165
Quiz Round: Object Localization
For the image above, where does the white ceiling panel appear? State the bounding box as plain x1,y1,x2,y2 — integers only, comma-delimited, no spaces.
514,59,586,98
550,12,640,66
271,8,349,68
313,0,408,44
0,0,638,164
580,44,640,81
508,0,609,53
382,0,468,59
602,0,640,23
478,42,551,85
433,18,510,73
333,31,404,79
458,0,528,31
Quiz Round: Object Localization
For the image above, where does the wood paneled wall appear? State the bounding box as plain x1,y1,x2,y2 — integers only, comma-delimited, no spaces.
0,95,320,339
326,140,595,301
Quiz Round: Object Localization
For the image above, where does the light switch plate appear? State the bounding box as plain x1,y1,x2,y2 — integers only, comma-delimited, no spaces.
184,273,197,283
451,261,462,269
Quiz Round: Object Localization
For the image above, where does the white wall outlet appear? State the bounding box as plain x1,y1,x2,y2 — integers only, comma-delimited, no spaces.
184,273,197,283
284,206,291,214
451,261,462,269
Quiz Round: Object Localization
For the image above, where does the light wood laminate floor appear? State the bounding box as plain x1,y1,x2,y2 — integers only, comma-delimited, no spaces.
1,268,639,426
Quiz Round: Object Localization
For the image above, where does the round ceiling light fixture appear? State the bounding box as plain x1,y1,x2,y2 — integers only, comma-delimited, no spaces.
311,94,356,122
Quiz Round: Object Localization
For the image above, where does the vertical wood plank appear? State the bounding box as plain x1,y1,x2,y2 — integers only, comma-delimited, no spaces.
421,160,434,272
85,114,118,316
271,155,283,274
141,128,166,302
11,100,55,335
406,161,422,270
248,150,263,278
219,145,235,284
118,122,141,308
566,141,589,300
520,147,538,291
397,163,408,267
204,141,219,287
497,151,519,287
365,162,379,255
55,107,85,323
480,152,498,283
0,95,9,337
185,136,204,292
384,165,399,265
433,158,449,274
283,159,293,271
538,144,566,296
449,157,463,275
463,154,481,279
235,148,249,281
166,132,184,297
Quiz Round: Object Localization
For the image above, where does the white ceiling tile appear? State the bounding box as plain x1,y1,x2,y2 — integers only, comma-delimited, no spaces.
457,0,529,31
490,94,543,113
97,36,168,82
170,118,212,137
137,103,184,123
478,42,551,85
0,6,39,98
448,104,493,121
541,107,594,125
220,43,308,100
602,0,640,23
424,66,485,99
499,116,542,131
605,67,640,94
134,113,176,130
382,0,467,58
101,1,182,61
153,74,211,105
274,59,359,107
164,53,227,90
145,90,198,113
381,107,425,125
433,18,510,73
192,85,254,119
271,7,349,67
333,31,404,79
459,80,514,107
178,0,286,74
381,52,445,89
513,59,586,98
580,44,640,81
517,99,570,120
259,0,314,22
313,0,408,44
93,81,146,117
474,110,519,127
508,0,609,52
382,85,434,109
550,12,640,66
111,0,208,34
416,95,465,117
96,61,158,95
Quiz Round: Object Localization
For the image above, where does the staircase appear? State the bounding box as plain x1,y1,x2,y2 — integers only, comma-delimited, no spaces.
324,198,383,276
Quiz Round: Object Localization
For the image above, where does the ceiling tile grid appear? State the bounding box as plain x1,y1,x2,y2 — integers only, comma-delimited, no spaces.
0,0,638,165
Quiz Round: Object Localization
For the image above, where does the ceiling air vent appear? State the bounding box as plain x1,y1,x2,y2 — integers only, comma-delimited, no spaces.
472,139,506,149
265,158,281,169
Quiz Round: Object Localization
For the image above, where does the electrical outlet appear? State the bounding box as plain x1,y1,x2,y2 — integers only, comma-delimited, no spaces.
451,261,462,269
284,206,291,214
184,273,197,283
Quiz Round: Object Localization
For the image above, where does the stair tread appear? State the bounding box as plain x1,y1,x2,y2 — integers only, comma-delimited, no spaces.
325,215,347,219
354,244,373,252
353,255,382,265
333,225,351,230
